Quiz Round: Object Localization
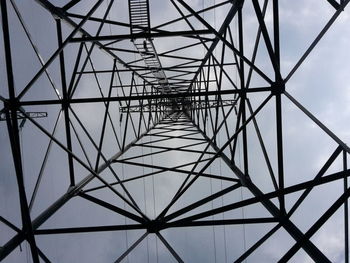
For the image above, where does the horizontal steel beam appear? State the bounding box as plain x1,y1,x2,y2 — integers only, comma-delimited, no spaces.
166,217,279,228
35,224,145,234
19,87,271,106
0,111,47,121
70,29,213,42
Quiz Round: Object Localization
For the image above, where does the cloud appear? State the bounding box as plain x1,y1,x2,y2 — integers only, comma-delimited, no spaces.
1,0,350,262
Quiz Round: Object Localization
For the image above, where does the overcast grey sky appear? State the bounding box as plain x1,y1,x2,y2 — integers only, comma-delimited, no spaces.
1,0,350,262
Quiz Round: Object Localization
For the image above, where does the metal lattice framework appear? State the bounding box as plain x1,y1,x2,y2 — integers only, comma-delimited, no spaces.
1,0,350,262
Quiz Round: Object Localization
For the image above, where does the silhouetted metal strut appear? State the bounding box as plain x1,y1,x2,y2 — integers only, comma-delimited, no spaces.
1,0,350,262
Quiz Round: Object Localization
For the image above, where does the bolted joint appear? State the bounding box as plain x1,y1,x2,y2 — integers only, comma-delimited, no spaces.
279,210,290,223
61,99,70,110
7,98,20,112
146,219,164,233
271,81,285,96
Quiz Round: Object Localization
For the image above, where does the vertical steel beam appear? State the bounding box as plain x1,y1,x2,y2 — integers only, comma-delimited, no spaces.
272,0,285,214
238,7,249,176
1,0,39,261
344,151,349,263
56,19,75,186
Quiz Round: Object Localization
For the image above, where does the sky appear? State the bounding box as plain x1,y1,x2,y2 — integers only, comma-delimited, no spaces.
1,0,350,262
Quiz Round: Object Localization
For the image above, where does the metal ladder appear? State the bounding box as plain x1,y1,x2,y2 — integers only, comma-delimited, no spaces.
129,0,170,93
129,0,150,35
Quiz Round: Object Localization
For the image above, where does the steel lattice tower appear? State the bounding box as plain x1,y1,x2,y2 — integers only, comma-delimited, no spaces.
1,0,350,262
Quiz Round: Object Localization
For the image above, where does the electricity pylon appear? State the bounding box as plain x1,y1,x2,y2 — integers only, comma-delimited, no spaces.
1,0,350,262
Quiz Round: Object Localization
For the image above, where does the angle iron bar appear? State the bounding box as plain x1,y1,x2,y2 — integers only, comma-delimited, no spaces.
238,7,249,178
35,0,161,93
1,0,39,260
62,0,81,11
57,19,75,186
176,0,273,90
272,0,285,214
68,106,145,214
29,110,63,211
344,150,349,263
81,44,125,150
0,216,21,233
113,158,226,179
0,111,47,121
251,0,282,81
117,164,238,189
35,224,146,235
0,112,158,261
246,99,278,190
5,112,40,262
67,42,87,97
65,12,211,44
79,193,146,224
279,182,350,262
284,0,350,83
245,0,268,90
327,0,341,9
147,126,199,135
69,117,94,170
114,232,148,263
94,60,117,171
165,217,278,228
156,232,185,263
130,144,217,156
287,145,343,217
154,0,232,30
9,0,61,99
171,0,240,93
32,107,146,216
285,91,350,153
169,1,240,92
70,29,213,42
174,167,350,260
234,223,282,262
164,183,242,222
212,29,228,141
231,95,244,159
121,74,136,151
37,247,52,263
83,156,232,194
17,0,105,100
188,101,330,262
157,96,261,220
169,169,350,225
145,130,203,139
